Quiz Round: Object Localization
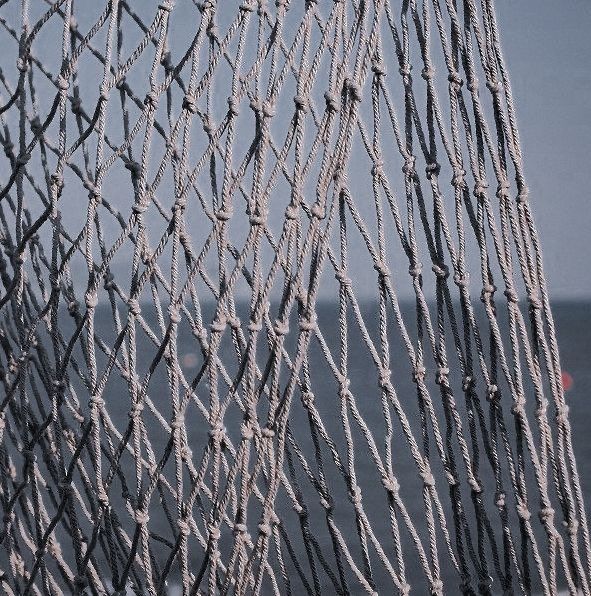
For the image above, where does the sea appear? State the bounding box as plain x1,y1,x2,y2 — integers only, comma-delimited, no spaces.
4,300,591,594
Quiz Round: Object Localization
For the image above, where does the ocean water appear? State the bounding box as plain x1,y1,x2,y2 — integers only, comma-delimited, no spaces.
4,300,591,594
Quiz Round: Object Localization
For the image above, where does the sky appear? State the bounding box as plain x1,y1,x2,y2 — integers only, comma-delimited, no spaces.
0,1,590,301
493,1,591,299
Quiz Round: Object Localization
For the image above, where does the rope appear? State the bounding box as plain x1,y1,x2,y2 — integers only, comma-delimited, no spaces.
0,0,587,594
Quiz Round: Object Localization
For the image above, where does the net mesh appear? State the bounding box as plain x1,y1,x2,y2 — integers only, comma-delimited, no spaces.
0,0,589,594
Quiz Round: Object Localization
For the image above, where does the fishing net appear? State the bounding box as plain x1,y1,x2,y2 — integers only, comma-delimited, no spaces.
0,0,589,594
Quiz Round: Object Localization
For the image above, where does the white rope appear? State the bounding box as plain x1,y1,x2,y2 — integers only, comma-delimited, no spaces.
0,0,587,594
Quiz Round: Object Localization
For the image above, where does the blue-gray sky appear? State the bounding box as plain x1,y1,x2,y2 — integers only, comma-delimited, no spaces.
495,1,591,299
1,1,589,301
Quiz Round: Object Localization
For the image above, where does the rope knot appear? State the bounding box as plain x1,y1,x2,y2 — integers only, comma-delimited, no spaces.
227,96,240,116
451,167,466,187
495,492,506,508
473,181,489,197
382,475,399,495
301,391,315,407
182,94,197,114
215,208,233,222
349,485,362,505
171,415,184,430
371,60,386,77
408,263,423,278
261,426,275,439
504,288,518,303
129,402,144,419
511,399,526,417
207,23,219,39
453,272,469,287
448,71,463,89
539,507,555,524
249,210,267,226
431,263,448,279
209,526,221,541
462,376,475,392
556,404,570,425
248,318,263,332
516,502,531,521
262,100,276,119
233,522,248,536
481,284,496,302
209,423,225,442
496,179,511,198
258,522,272,536
299,314,317,332
402,155,416,176
335,268,352,286
421,469,435,487
89,395,105,409
285,204,299,220
56,75,69,91
16,56,29,73
565,519,580,536
227,315,240,330
421,66,435,81
378,367,391,389
436,367,450,385
16,153,30,168
132,202,148,215
166,304,181,324
486,384,498,402
527,291,542,310
85,292,98,309
398,64,412,78
517,185,530,204
467,77,479,93
486,79,502,94
273,319,289,336
177,518,191,536
374,260,391,278
241,423,254,440
144,91,158,106
324,91,339,112
311,203,326,219
371,158,384,177
293,94,308,113
134,509,150,525
425,162,441,178
412,365,426,384
346,78,362,102
127,298,141,316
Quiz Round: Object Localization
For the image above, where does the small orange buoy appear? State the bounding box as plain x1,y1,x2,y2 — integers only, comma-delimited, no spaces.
561,370,573,392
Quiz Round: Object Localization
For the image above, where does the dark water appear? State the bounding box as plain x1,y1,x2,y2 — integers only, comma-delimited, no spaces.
7,301,591,594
